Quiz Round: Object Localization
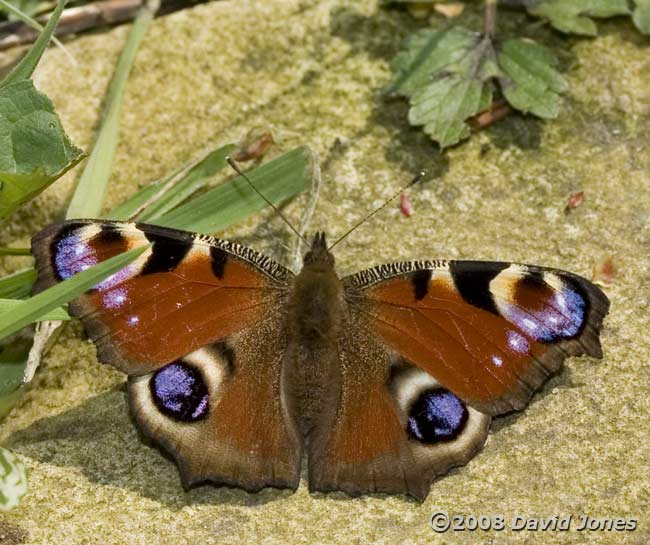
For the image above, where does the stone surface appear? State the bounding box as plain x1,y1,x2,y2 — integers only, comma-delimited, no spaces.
1,1,649,543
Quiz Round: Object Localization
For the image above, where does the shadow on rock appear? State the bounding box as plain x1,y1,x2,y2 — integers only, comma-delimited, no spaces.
5,386,293,508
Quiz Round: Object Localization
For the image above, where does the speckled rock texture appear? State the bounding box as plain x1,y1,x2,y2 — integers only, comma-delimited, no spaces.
1,1,649,543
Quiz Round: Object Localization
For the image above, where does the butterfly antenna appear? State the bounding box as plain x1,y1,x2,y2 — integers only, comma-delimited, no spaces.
328,170,426,251
226,157,311,248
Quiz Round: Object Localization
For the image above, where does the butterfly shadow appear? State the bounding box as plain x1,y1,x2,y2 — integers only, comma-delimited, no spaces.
4,385,295,509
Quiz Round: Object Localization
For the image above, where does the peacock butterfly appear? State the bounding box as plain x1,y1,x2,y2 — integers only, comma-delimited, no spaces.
30,217,609,501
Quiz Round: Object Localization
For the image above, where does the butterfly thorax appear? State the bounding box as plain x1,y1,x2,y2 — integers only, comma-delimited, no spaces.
285,232,345,435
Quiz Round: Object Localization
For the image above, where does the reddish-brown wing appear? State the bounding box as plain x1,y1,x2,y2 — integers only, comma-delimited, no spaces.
31,220,302,491
32,220,291,375
344,260,610,415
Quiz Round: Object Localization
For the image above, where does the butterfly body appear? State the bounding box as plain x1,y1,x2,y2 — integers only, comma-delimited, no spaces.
31,220,610,501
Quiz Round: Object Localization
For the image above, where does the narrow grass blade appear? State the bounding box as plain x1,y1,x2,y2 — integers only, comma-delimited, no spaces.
0,0,74,66
0,248,31,256
0,0,66,86
0,269,36,299
108,143,236,221
0,299,68,320
65,1,157,218
155,146,314,234
0,245,146,341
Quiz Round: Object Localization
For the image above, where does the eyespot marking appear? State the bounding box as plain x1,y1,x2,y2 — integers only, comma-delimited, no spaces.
150,362,209,422
450,261,509,314
407,388,468,444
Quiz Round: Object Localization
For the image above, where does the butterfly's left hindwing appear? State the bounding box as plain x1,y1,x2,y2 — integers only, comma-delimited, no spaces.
31,220,302,491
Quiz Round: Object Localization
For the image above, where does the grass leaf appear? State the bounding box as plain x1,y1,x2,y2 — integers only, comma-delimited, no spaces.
0,0,66,86
65,2,156,219
108,143,236,221
0,299,69,320
0,79,84,223
0,269,36,299
0,245,146,341
155,146,315,234
0,445,27,511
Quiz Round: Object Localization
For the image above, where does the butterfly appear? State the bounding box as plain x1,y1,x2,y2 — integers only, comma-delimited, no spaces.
31,219,609,501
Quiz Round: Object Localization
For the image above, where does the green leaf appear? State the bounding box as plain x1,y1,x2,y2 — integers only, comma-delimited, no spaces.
386,28,480,97
387,28,500,147
633,0,650,33
0,268,36,299
527,0,631,36
387,26,568,147
155,146,315,234
108,143,236,221
0,0,66,86
0,79,84,223
0,299,68,320
65,1,156,219
498,39,568,119
0,446,27,511
0,245,146,341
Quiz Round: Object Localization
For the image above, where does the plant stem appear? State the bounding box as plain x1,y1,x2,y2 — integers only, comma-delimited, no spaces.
484,0,497,37
0,247,30,256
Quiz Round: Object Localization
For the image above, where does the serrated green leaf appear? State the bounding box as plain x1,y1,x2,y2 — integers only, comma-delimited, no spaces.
0,446,27,511
633,0,650,33
498,39,567,119
387,27,480,97
409,75,492,147
0,0,66,86
0,245,146,341
155,146,314,234
108,143,236,222
528,0,630,36
0,268,36,299
388,28,503,147
0,79,84,223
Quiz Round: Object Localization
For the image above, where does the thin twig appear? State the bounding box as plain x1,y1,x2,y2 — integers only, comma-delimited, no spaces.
0,0,209,51
468,98,512,130
484,0,498,37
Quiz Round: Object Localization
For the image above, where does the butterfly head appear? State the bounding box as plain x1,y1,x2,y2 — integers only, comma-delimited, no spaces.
303,232,335,270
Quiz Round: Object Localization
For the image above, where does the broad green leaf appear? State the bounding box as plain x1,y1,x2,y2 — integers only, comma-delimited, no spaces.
0,0,66,86
156,146,314,234
0,299,68,320
0,245,146,341
633,0,650,33
527,0,631,36
108,143,236,221
0,446,27,511
0,268,36,299
65,1,156,219
498,39,568,119
0,79,84,223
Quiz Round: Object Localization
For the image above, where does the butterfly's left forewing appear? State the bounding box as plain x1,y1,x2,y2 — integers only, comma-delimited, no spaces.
31,220,302,491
